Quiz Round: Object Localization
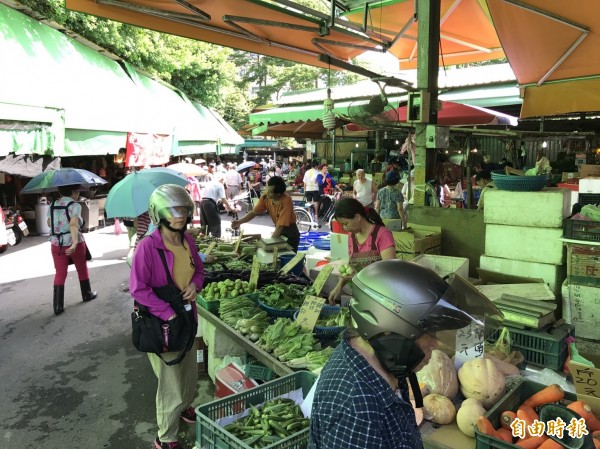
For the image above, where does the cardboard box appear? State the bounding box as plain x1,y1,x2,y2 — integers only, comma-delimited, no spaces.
561,280,600,339
215,363,259,400
567,243,600,288
329,232,349,261
385,221,442,260
580,164,600,178
412,254,469,279
579,177,600,194
484,224,564,265
568,352,600,416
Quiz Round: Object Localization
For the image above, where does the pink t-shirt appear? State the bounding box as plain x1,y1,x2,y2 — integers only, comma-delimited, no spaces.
348,225,395,257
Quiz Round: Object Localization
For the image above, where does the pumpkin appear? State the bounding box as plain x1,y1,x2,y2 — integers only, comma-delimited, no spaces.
423,394,457,425
458,358,506,409
456,398,487,437
417,349,459,399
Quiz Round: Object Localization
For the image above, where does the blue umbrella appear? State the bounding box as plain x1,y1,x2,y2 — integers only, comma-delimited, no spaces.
236,160,257,172
21,168,108,194
105,168,189,218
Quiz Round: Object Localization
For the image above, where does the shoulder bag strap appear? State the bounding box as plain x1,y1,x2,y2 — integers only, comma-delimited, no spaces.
157,248,177,288
370,225,381,251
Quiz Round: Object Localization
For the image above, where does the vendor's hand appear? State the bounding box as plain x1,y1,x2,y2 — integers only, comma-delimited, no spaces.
66,244,77,256
181,283,198,301
328,285,342,305
231,220,240,230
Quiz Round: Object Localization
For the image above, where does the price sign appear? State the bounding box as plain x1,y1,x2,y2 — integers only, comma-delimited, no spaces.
280,252,306,275
453,320,485,369
233,229,244,254
272,248,279,270
249,255,260,292
312,265,334,296
296,295,326,331
571,363,600,400
204,241,217,256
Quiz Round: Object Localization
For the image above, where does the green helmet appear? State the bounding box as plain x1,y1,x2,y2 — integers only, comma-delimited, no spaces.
148,184,194,225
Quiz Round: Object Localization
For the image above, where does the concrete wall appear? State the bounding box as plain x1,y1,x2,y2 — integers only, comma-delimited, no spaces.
409,207,485,278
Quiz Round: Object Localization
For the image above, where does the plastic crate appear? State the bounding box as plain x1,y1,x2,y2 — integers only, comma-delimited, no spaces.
243,354,274,381
462,189,482,203
563,218,600,242
197,294,220,315
196,371,317,449
487,323,574,370
475,379,577,449
579,193,600,206
491,170,548,191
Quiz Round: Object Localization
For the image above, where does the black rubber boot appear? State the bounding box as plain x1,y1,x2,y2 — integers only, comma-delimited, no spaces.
53,285,64,315
80,279,97,302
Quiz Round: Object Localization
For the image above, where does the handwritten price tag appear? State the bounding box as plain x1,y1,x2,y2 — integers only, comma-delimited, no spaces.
296,295,326,331
312,265,334,296
453,321,485,369
204,241,217,256
280,252,306,275
272,247,279,270
249,255,260,292
571,363,600,400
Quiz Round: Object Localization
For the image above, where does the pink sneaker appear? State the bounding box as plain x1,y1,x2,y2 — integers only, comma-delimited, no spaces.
180,406,196,424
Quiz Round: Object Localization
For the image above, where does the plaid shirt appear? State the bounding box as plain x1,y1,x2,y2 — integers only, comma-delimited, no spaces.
309,336,423,449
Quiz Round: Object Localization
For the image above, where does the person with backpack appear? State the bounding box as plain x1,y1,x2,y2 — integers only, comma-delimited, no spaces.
47,184,97,315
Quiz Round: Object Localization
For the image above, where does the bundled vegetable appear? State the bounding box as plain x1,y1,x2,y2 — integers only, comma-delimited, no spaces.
234,312,271,342
338,263,355,276
315,308,350,328
223,397,309,447
258,318,317,362
286,347,335,371
220,297,262,328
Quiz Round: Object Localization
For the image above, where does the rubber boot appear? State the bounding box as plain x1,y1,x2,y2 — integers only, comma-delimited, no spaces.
80,279,97,302
53,285,64,315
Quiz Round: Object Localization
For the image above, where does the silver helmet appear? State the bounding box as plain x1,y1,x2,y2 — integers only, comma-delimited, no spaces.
350,260,503,351
148,184,194,225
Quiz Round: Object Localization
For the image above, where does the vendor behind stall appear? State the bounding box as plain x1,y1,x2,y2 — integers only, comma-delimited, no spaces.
328,198,396,304
310,260,503,449
231,176,300,252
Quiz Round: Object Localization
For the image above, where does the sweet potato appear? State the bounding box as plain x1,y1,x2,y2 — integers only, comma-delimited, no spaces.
522,384,565,408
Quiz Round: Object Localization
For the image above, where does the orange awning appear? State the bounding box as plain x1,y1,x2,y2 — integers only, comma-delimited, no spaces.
343,0,504,69
65,0,381,69
487,0,600,117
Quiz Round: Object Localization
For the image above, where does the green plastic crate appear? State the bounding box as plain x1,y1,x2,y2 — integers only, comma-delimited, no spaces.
197,294,220,315
243,354,274,382
475,379,577,449
487,323,574,370
196,371,317,449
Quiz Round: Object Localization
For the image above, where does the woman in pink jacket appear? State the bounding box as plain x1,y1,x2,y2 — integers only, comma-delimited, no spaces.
130,184,204,449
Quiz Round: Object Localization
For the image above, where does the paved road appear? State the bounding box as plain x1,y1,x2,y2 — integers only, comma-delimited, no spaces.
0,213,275,449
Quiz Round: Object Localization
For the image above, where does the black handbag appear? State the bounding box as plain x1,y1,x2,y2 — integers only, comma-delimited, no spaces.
131,249,198,366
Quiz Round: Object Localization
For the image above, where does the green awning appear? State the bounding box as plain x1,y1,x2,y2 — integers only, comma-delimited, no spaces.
248,84,521,127
190,102,244,147
237,139,279,149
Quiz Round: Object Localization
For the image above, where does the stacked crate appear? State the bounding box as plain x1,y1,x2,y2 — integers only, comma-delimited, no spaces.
479,188,571,297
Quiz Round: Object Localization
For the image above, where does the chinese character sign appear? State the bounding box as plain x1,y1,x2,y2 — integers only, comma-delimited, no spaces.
454,320,485,368
125,132,173,167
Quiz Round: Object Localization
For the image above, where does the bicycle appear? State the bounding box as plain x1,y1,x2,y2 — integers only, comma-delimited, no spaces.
293,191,342,233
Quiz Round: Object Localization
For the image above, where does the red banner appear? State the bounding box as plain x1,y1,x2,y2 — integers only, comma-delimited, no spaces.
125,132,172,167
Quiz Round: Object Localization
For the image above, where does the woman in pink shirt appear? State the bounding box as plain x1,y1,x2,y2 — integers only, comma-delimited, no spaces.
328,198,396,304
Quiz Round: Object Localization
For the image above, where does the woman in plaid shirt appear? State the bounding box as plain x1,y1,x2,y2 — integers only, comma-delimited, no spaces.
310,260,501,449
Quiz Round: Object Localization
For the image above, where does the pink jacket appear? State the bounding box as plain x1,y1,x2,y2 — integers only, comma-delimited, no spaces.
129,229,203,322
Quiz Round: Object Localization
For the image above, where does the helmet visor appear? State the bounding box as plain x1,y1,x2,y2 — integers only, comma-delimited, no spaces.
418,275,504,353
159,206,193,220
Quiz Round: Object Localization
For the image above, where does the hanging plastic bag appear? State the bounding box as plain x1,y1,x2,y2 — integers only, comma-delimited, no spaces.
114,218,123,236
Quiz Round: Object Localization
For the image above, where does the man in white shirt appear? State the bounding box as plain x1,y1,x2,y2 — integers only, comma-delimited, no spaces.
303,159,320,217
353,169,378,207
200,174,232,237
224,164,243,199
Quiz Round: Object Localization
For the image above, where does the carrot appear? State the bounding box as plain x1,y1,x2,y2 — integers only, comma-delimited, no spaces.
522,384,565,408
477,415,496,437
537,438,564,449
495,428,513,443
567,400,600,432
592,429,600,449
501,410,518,430
518,405,540,428
516,435,548,449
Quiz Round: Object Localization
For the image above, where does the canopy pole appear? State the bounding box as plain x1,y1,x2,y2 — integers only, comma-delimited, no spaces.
413,0,441,207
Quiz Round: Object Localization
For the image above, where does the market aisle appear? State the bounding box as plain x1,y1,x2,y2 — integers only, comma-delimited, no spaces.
0,214,276,449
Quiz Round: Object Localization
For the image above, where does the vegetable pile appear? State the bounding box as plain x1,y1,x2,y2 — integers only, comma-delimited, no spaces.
220,297,269,342
223,397,309,447
258,318,317,362
285,347,335,371
257,283,309,310
315,308,350,328
202,279,253,300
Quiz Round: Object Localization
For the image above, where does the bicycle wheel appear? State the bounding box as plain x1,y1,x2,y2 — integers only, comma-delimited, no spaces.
294,208,313,233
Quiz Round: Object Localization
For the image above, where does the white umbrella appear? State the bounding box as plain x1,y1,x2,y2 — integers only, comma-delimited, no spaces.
167,162,207,176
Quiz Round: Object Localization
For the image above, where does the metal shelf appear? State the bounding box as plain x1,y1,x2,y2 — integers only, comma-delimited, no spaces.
197,307,293,377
